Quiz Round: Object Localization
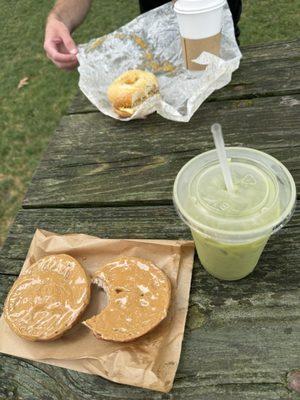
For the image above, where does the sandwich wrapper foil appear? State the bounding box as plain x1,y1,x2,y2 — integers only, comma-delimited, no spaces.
77,1,241,122
0,229,195,393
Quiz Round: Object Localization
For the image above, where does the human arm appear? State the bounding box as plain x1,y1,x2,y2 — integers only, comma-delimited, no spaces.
44,0,92,70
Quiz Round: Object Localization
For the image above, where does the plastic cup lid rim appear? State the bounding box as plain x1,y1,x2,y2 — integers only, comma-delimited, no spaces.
173,147,297,242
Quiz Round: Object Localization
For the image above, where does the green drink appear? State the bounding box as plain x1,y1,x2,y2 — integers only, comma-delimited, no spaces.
173,147,296,280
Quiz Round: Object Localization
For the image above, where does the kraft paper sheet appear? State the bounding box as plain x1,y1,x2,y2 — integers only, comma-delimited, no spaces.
0,229,195,392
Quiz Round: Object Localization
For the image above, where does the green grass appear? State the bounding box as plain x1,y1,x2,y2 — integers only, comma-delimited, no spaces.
0,0,299,246
240,0,300,45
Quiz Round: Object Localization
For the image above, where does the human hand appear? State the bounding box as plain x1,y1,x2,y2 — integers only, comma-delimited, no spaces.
44,14,78,70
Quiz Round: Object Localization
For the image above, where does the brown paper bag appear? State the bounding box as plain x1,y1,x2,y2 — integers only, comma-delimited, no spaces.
0,229,194,393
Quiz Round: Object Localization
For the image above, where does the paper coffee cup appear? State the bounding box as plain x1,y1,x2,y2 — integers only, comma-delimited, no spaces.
174,0,225,70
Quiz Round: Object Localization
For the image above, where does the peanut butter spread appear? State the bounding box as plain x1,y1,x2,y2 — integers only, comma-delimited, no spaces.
83,257,171,342
4,255,90,341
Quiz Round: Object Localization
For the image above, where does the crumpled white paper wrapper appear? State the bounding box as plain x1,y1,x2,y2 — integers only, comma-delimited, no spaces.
77,1,242,122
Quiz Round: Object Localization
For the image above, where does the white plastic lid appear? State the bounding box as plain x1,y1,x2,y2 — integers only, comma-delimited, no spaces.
174,0,226,14
173,148,296,242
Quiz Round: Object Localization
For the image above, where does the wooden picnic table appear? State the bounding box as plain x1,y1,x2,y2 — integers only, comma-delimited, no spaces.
1,39,300,400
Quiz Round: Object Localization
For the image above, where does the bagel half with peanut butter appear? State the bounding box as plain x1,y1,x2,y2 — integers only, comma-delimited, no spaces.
107,69,159,117
83,256,171,342
4,254,90,341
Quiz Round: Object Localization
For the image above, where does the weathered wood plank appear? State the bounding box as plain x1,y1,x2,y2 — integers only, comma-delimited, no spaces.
1,202,299,398
0,353,298,400
2,38,300,400
238,39,300,62
1,229,300,400
0,206,189,275
68,39,300,114
1,203,299,289
24,95,300,208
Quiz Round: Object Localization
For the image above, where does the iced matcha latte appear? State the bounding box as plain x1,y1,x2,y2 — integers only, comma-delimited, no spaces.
173,148,296,280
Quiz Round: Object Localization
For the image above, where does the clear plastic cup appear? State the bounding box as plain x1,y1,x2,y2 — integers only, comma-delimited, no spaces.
174,0,225,39
173,147,296,280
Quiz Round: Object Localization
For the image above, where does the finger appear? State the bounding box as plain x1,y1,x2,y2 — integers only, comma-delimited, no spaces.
54,60,78,69
44,40,77,63
53,60,78,70
60,31,78,55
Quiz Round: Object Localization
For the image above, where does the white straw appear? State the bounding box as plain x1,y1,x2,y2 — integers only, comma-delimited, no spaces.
211,123,234,192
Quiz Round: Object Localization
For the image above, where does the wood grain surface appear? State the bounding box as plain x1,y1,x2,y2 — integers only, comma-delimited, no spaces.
24,95,300,208
1,40,300,399
0,205,299,399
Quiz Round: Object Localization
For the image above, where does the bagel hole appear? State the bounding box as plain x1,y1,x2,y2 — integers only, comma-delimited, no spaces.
125,75,138,85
